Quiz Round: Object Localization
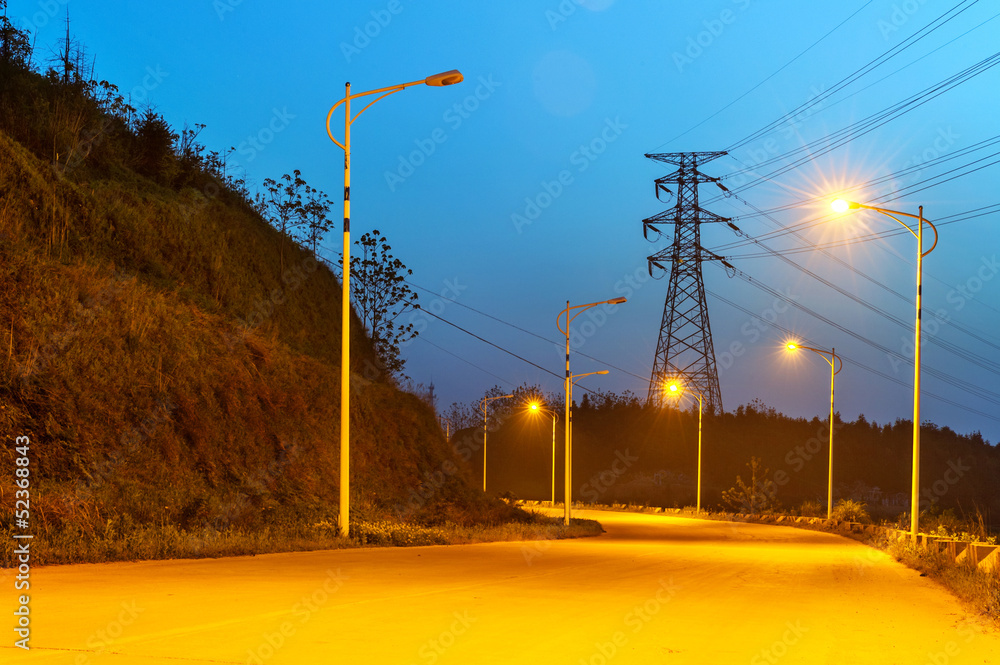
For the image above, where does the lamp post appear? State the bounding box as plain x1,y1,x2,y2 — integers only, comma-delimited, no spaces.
326,69,463,538
529,402,561,504
785,342,843,521
556,298,626,525
831,198,938,542
665,381,704,514
568,370,609,512
481,393,513,493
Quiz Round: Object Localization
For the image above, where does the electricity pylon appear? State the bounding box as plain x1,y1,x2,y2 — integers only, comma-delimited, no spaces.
643,151,730,411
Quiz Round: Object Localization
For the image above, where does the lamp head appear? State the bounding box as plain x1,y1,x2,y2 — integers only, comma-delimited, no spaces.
786,342,799,352
831,199,858,213
596,370,609,375
607,297,627,305
666,382,681,394
529,402,540,412
425,70,464,86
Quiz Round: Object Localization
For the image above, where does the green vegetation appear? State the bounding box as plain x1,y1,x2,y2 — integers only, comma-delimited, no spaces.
25,508,601,565
798,499,824,517
830,498,870,523
872,530,1000,626
0,16,580,565
721,456,779,516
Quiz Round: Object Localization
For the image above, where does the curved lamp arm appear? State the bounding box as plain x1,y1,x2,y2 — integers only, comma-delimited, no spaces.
326,70,464,151
789,343,843,376
556,297,627,336
832,200,938,257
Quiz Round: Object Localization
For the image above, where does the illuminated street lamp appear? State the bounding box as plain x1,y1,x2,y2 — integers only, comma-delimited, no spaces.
326,69,463,537
528,402,561,504
481,393,513,493
831,198,938,542
665,380,704,514
785,342,843,521
556,298,627,525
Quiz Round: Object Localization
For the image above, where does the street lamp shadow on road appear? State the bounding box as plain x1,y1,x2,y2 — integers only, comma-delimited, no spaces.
326,70,463,538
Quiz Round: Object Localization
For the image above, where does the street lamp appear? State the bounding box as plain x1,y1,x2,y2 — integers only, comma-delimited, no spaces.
831,198,938,542
785,342,843,521
529,402,561,504
481,394,513,493
556,298,626,525
665,380,704,514
326,69,463,537
568,370,609,512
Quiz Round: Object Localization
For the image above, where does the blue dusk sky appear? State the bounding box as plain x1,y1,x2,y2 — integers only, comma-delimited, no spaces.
8,0,1000,441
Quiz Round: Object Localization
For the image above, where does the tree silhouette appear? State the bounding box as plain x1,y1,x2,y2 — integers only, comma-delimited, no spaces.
302,185,334,257
722,456,779,516
135,108,177,182
0,5,32,68
343,230,418,379
261,170,306,274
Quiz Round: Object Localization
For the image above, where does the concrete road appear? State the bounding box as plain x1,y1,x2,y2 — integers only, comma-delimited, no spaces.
3,510,998,664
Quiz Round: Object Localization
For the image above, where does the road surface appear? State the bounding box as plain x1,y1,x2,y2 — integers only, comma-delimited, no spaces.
3,509,998,663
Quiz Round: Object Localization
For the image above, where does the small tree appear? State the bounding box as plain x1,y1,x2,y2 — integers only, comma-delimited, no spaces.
722,457,779,516
302,185,334,256
442,400,479,432
134,108,177,182
481,383,547,424
0,9,32,68
262,170,306,273
175,121,207,187
830,499,869,523
343,230,418,379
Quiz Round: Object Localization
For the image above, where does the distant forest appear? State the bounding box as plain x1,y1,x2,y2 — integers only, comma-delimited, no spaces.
446,386,999,528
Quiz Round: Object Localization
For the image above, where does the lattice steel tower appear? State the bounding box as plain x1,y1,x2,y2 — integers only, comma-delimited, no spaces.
643,151,729,411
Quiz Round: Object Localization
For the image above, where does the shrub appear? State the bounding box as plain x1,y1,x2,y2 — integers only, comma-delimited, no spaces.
134,108,177,182
830,499,869,523
721,457,779,516
798,500,824,517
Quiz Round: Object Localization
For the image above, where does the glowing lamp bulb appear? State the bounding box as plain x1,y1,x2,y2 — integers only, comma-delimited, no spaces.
831,199,851,213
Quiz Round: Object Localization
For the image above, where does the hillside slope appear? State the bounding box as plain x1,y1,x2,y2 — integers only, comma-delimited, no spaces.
0,69,508,562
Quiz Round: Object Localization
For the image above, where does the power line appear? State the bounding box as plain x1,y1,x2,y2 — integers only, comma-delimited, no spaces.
650,0,876,151
707,288,1000,424
413,305,579,387
412,335,516,388
714,189,1000,365
404,279,650,383
718,49,1000,198
716,263,1000,406
726,0,984,153
720,134,1000,221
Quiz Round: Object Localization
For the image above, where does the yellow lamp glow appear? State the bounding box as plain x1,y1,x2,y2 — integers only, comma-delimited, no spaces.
831,199,851,213
786,342,798,351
